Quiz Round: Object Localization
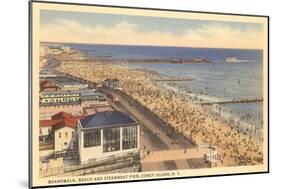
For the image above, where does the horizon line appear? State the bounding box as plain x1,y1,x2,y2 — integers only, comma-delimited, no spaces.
40,41,263,51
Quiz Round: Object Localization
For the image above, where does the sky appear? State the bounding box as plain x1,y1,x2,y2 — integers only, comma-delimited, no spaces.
40,10,264,49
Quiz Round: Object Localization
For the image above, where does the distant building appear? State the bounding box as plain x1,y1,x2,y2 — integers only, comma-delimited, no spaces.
48,77,88,91
40,80,58,92
39,89,107,119
40,45,50,56
83,105,114,115
48,46,63,55
39,70,59,79
80,89,107,107
40,90,81,104
61,46,70,52
104,78,120,89
39,57,48,69
77,111,139,162
40,89,106,105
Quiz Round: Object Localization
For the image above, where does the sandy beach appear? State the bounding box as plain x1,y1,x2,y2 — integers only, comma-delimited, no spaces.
55,56,263,167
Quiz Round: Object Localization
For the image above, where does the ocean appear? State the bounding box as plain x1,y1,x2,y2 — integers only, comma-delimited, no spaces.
66,43,264,132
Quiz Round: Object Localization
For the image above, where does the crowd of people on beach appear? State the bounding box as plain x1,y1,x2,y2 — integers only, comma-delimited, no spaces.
56,60,264,167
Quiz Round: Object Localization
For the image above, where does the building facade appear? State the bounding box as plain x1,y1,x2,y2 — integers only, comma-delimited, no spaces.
39,102,83,120
104,78,120,90
39,89,107,119
40,80,58,92
54,126,77,152
48,77,88,91
39,112,83,156
80,89,107,107
77,111,139,162
39,89,107,105
40,90,81,104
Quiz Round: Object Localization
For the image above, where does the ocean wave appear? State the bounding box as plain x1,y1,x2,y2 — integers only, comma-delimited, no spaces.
160,82,262,136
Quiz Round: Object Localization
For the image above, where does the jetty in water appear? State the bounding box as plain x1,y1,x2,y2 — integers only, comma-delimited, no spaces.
154,77,194,82
200,98,263,105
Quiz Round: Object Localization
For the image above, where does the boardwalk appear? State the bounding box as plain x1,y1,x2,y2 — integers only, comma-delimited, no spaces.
141,148,212,171
100,87,194,149
55,73,211,171
141,148,209,163
98,87,208,171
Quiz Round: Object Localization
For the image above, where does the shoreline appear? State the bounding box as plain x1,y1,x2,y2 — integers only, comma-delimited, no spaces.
51,49,263,167
59,56,212,64
158,81,263,139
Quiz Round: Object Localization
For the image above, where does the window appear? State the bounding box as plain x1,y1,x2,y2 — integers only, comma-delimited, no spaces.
39,128,42,135
64,142,68,146
65,132,68,138
58,132,61,138
84,129,101,147
103,127,120,152
72,131,74,137
48,128,51,134
122,126,138,150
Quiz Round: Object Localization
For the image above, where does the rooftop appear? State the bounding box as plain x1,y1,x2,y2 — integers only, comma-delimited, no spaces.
104,78,119,82
40,89,104,97
80,111,137,129
40,111,85,130
48,77,86,86
40,80,58,89
51,111,73,120
40,119,61,127
40,90,81,96
52,118,79,130
80,89,103,97
39,69,58,75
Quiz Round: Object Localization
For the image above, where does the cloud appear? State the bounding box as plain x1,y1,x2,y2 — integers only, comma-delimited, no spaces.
40,19,264,49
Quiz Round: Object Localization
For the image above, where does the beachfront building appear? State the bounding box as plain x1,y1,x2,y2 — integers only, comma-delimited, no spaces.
58,81,88,91
39,70,60,79
104,78,121,90
80,89,107,107
83,105,114,115
61,46,70,52
40,45,50,56
39,112,84,159
40,89,107,105
77,111,139,162
40,90,81,104
40,80,58,92
39,57,48,69
48,46,63,55
48,77,88,91
39,89,107,119
41,44,70,54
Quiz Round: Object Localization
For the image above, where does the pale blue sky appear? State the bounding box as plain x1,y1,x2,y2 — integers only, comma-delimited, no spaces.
40,10,263,35
40,10,264,49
